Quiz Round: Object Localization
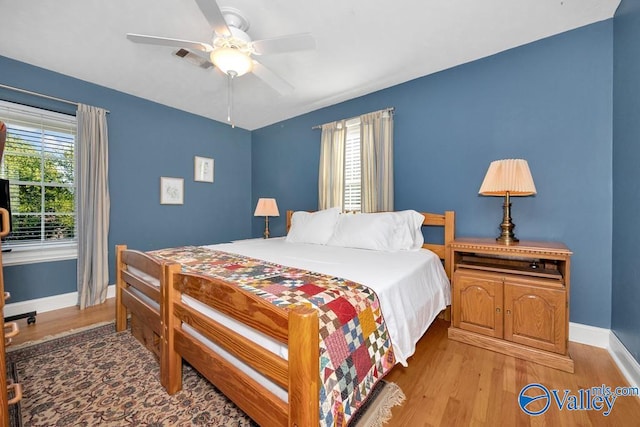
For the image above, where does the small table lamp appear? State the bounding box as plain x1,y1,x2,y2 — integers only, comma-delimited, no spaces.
479,159,536,245
254,198,280,239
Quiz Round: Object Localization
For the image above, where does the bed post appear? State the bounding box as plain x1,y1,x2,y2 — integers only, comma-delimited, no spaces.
286,210,294,233
115,245,127,332
443,211,455,279
288,305,319,427
161,263,183,393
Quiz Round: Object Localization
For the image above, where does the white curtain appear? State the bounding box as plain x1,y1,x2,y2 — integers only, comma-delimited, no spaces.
318,121,346,210
360,110,394,212
76,104,110,309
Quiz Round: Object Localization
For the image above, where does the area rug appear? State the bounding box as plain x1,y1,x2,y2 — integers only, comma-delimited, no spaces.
6,323,405,426
351,381,405,427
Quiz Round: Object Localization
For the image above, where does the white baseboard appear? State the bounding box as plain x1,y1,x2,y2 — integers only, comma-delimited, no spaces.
569,322,611,348
570,322,640,392
3,284,116,318
609,332,640,390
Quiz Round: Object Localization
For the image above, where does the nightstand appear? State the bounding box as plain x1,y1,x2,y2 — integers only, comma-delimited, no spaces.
447,238,574,373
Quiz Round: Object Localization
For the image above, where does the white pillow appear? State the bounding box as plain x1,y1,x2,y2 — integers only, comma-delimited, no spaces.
286,207,340,245
327,212,397,251
391,210,425,251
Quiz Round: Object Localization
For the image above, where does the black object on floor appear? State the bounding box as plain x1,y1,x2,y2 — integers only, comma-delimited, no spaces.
4,311,36,325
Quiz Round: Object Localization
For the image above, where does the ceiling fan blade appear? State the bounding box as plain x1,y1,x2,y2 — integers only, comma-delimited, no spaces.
127,33,213,52
251,60,294,95
251,33,315,55
194,0,231,37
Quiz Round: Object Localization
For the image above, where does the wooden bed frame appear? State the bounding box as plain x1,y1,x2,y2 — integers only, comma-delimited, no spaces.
161,210,455,426
115,245,179,363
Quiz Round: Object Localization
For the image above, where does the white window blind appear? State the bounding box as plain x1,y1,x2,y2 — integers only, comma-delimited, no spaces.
343,119,361,212
0,100,77,251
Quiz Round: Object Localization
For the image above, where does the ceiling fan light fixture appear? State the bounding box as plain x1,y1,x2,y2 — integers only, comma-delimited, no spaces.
210,47,253,76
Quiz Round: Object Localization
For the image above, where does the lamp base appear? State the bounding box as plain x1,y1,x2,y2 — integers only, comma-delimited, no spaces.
496,234,519,245
496,192,519,245
263,216,270,239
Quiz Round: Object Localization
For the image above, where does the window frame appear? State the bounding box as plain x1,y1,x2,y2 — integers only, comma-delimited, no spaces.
0,100,78,266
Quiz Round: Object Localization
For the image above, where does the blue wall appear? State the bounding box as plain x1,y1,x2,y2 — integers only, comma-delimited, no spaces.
613,0,640,363
0,19,623,335
254,22,614,328
0,56,253,302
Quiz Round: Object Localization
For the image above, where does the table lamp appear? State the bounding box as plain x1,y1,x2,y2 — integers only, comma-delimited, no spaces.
254,198,279,239
479,159,536,244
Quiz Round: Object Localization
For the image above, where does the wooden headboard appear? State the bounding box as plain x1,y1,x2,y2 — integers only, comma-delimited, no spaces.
285,210,456,278
420,211,455,278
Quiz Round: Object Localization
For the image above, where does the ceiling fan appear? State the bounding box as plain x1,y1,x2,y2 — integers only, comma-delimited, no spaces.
126,0,315,126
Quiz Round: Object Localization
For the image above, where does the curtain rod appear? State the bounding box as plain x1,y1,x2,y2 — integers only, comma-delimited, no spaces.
0,83,110,113
311,107,395,130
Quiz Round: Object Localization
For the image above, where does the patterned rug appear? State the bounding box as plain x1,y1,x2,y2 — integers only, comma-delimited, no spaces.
6,323,404,426
6,323,255,426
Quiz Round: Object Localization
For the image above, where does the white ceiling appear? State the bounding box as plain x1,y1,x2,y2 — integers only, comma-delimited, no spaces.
0,0,620,130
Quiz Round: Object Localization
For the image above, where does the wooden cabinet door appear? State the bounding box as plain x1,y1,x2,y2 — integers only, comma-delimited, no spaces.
504,281,566,354
452,270,503,338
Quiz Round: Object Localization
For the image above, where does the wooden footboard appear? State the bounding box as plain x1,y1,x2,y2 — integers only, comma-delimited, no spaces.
115,245,169,360
162,269,320,426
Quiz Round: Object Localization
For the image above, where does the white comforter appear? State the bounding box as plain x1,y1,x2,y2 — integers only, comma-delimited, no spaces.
204,237,451,366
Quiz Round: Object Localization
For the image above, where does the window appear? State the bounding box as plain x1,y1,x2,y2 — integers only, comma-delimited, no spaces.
319,109,393,214
0,100,77,265
343,118,361,212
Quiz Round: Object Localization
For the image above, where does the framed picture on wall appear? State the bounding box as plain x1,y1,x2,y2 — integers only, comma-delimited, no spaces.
160,177,184,205
194,156,214,183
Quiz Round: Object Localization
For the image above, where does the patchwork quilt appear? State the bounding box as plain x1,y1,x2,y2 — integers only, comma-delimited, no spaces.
149,246,396,426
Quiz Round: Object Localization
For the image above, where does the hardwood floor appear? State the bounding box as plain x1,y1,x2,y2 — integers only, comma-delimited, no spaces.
8,297,116,346
386,319,640,426
6,299,640,426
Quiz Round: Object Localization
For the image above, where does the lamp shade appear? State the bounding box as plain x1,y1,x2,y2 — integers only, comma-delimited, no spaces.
254,198,279,217
479,159,537,196
210,47,253,76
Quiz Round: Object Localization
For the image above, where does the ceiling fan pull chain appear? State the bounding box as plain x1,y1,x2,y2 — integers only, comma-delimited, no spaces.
227,71,237,128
